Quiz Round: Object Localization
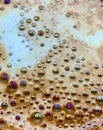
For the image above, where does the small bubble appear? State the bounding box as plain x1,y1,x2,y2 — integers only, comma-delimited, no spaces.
19,25,26,31
54,33,60,38
21,67,27,73
7,63,12,68
26,18,32,23
28,30,35,36
34,16,40,21
38,5,44,10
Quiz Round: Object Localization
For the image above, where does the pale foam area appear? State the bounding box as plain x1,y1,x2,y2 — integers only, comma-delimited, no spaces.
69,22,103,48
55,14,103,48
0,8,59,72
0,6,103,73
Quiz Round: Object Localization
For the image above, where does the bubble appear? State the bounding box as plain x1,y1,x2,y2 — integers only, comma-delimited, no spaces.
26,18,32,23
65,66,70,71
10,99,17,106
38,69,45,75
21,67,27,73
39,104,45,110
19,19,24,24
28,30,35,36
15,115,21,120
45,111,53,121
41,123,47,128
52,68,59,74
66,12,71,17
7,81,18,92
71,46,77,51
20,6,25,10
45,28,50,33
54,33,60,38
0,72,10,81
64,57,69,62
19,25,26,31
34,16,40,21
38,30,44,36
69,73,76,79
44,33,50,38
1,102,8,108
18,32,22,36
53,104,61,111
4,0,11,4
52,61,57,66
23,89,30,96
20,80,27,86
32,23,37,27
38,5,44,10
30,112,43,124
40,42,45,47
70,54,76,59
91,87,98,94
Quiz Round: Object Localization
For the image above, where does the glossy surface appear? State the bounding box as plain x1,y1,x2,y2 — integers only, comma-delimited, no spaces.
0,0,103,130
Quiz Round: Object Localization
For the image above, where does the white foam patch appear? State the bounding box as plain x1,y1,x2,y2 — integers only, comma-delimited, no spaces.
55,14,103,48
0,6,103,74
69,23,103,47
0,9,59,71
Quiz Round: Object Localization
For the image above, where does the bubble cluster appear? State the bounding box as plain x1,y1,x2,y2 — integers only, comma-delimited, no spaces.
0,0,103,130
